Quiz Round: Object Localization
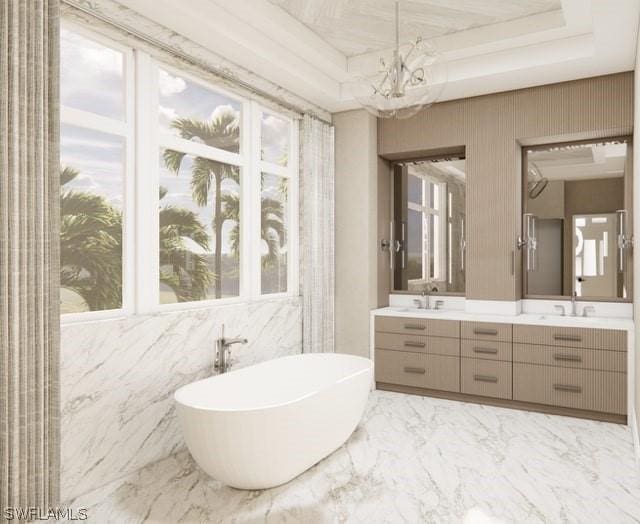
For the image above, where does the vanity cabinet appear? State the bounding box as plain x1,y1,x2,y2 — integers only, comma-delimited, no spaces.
374,315,628,422
374,317,460,393
512,324,627,415
460,321,513,400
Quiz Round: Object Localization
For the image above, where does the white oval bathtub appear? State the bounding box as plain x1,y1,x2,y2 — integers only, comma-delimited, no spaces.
174,353,373,490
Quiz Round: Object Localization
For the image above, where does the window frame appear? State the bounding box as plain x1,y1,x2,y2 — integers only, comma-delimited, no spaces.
60,21,136,322
60,22,300,322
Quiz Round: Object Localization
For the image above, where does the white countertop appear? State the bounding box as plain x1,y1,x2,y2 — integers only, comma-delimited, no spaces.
372,306,634,331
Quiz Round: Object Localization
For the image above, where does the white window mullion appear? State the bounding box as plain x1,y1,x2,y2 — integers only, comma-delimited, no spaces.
258,160,289,178
250,101,263,297
61,106,129,137
122,45,136,316
239,100,253,299
135,52,158,314
158,133,244,168
287,119,299,296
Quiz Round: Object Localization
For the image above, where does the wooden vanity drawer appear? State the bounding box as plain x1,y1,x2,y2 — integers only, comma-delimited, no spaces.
513,363,626,415
513,325,626,351
461,358,512,400
461,339,512,361
375,349,460,392
513,343,626,373
375,316,459,338
461,321,512,342
375,333,459,357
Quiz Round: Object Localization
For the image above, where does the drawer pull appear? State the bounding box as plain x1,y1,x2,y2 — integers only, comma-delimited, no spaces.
473,328,498,336
404,341,426,348
404,324,426,331
404,366,426,374
553,334,582,342
553,353,582,363
473,347,498,355
474,374,498,383
553,384,582,393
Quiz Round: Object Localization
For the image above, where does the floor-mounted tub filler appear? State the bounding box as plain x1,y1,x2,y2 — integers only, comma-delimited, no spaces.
174,353,373,489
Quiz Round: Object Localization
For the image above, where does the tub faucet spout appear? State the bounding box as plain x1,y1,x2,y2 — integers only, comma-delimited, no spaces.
215,324,248,374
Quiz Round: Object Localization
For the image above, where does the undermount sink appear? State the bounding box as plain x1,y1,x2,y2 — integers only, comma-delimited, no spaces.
536,314,598,323
391,307,441,313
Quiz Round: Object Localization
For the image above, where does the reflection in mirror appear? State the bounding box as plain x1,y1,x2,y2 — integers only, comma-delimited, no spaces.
524,138,632,300
392,157,466,294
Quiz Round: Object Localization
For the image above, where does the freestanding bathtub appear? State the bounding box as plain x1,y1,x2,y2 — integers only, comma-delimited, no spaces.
174,353,373,490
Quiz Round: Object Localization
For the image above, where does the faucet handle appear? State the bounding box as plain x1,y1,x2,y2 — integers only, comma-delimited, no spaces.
412,298,422,309
434,300,445,310
582,306,596,317
553,305,565,316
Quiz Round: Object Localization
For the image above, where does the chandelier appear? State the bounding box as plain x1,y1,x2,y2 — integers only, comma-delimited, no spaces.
350,1,448,119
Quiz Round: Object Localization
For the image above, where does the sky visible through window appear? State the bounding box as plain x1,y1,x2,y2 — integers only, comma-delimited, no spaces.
61,28,124,119
61,124,124,208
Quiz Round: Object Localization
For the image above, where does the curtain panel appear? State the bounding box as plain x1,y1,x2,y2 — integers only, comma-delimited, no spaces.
301,115,335,353
0,0,61,515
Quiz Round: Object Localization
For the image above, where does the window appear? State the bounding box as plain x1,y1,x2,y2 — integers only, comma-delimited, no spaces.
59,27,132,316
260,173,288,294
60,24,298,320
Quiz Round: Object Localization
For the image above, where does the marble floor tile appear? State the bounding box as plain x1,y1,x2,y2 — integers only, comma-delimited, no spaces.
68,390,640,523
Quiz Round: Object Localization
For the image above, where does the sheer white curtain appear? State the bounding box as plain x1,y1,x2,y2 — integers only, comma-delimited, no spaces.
301,115,335,353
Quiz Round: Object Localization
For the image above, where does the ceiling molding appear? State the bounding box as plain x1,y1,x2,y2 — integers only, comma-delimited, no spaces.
112,0,640,114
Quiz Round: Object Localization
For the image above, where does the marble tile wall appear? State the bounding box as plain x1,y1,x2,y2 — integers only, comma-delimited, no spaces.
60,296,302,501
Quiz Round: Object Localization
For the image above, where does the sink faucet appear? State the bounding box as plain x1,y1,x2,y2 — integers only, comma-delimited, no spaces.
214,324,248,374
422,288,430,310
412,288,431,309
571,291,577,317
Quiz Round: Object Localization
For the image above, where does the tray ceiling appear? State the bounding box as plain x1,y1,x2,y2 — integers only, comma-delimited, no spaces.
268,0,562,56
116,0,640,113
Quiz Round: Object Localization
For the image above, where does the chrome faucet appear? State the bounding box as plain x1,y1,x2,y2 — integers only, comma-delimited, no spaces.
422,288,430,310
571,291,577,317
553,305,565,316
214,324,248,374
412,288,431,309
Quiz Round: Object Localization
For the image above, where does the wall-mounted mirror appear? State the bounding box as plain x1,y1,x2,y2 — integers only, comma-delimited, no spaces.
391,156,466,294
522,137,633,301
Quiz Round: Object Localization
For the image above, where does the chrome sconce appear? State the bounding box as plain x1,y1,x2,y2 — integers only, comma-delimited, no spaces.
616,209,633,273
517,213,538,271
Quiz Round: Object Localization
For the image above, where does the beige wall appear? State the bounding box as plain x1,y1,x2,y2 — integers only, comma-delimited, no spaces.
334,109,381,358
379,72,634,301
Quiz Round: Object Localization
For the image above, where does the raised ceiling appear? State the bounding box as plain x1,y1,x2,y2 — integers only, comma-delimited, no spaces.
116,0,640,114
269,0,562,56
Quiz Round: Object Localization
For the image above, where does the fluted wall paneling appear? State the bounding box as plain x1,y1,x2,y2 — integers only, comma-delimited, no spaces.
379,72,634,301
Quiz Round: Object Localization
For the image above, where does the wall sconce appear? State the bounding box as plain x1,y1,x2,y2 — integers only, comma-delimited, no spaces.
616,209,633,273
517,213,537,272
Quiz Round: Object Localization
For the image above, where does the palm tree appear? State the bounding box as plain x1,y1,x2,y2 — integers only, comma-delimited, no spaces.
159,186,213,302
163,108,240,298
223,174,286,268
60,166,122,311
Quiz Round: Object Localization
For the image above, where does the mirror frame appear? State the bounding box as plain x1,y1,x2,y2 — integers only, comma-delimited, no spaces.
521,135,633,303
389,152,467,297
